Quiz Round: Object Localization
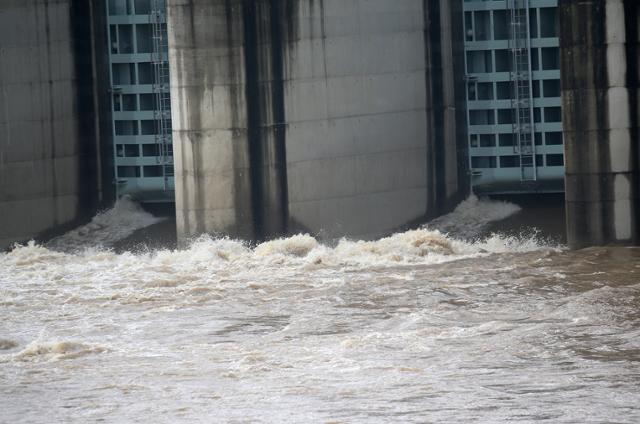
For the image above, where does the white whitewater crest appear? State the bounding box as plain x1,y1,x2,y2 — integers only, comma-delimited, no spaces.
1,229,553,282
7,340,106,362
111,228,552,274
46,196,163,253
2,195,549,272
3,193,638,424
212,195,538,269
424,194,521,239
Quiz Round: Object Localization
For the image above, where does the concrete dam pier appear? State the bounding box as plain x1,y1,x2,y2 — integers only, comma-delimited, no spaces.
0,0,112,250
2,0,640,249
166,0,469,242
560,0,640,248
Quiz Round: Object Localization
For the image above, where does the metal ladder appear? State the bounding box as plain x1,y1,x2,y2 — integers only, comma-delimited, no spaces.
150,0,173,191
508,0,537,181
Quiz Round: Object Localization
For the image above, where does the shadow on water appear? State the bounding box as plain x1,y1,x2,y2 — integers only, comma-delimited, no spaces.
485,193,566,244
112,194,567,253
111,202,177,253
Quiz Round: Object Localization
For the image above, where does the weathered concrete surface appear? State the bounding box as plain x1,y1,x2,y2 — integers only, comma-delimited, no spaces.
284,0,467,239
167,0,468,242
560,0,640,247
168,0,259,241
425,0,469,219
0,0,112,250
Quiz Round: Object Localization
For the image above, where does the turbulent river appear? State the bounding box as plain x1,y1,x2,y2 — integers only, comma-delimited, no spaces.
1,198,639,423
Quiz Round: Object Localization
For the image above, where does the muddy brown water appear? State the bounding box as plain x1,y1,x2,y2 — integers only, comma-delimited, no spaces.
1,196,639,423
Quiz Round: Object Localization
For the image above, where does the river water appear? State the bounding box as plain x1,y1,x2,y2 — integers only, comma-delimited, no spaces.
1,198,639,423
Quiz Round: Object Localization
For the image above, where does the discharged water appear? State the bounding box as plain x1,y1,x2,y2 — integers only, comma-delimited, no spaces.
1,199,639,423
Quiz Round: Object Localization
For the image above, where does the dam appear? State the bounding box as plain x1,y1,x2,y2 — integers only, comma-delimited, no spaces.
166,0,468,241
2,2,640,423
0,0,639,247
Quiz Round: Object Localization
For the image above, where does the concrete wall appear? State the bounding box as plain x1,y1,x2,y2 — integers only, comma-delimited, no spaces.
167,0,254,241
425,0,469,218
560,0,639,247
284,0,467,239
167,0,468,242
0,0,112,250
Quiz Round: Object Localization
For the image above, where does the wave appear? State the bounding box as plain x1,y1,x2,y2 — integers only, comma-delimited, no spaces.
0,339,18,350
46,196,163,253
150,230,554,276
1,229,556,278
1,194,555,272
2,340,106,362
424,194,521,239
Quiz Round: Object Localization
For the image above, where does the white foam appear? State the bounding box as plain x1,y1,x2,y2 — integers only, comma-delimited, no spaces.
3,240,69,267
143,227,555,273
2,226,556,278
0,193,555,277
255,234,319,257
46,196,163,252
10,340,106,362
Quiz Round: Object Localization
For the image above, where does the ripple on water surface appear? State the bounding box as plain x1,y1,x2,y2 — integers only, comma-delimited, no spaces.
1,199,639,423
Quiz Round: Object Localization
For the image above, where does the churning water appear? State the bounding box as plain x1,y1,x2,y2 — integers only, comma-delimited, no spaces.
1,198,639,423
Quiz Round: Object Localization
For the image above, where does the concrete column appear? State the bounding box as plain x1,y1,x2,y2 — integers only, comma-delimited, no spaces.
439,0,470,208
560,0,640,247
424,0,469,216
167,0,469,243
242,1,289,239
0,0,110,250
167,0,253,241
167,0,288,243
